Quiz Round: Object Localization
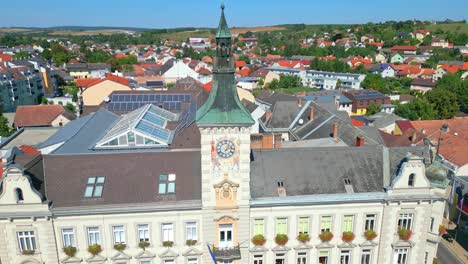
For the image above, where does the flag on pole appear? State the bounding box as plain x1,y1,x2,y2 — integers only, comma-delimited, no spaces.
207,243,217,263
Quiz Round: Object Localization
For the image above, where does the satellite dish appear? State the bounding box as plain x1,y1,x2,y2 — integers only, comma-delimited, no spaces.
298,119,304,125
103,96,110,103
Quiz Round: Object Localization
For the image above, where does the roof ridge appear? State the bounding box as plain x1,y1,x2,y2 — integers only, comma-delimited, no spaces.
50,112,98,154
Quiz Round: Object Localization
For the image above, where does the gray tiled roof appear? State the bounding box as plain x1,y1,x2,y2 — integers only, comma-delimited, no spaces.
51,109,119,154
250,146,385,198
39,114,94,149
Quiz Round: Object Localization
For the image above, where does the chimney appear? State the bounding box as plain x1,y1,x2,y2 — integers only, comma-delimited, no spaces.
277,181,286,197
309,107,315,121
356,136,365,147
264,111,272,122
332,123,339,139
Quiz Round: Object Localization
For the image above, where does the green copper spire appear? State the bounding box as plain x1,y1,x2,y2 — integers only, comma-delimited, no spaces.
216,2,232,38
196,5,254,127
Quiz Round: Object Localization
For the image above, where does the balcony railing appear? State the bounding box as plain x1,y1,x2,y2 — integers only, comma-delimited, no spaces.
212,245,241,261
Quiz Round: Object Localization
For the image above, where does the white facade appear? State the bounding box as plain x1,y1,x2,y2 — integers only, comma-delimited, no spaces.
163,61,199,83
303,70,365,90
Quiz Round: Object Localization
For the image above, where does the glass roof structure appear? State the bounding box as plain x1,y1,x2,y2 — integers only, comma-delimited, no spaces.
95,104,179,148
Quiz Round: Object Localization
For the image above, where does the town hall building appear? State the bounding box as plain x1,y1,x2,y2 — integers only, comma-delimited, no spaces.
0,5,446,264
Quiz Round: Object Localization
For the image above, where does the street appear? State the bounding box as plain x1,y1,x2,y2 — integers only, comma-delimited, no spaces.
437,241,465,264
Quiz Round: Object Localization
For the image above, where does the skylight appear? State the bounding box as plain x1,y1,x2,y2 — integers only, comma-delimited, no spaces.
95,104,179,149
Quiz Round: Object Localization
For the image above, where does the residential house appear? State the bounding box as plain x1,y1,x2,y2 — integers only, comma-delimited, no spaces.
432,68,447,81
390,54,405,64
413,30,430,41
163,60,199,83
0,7,447,264
67,63,110,79
410,78,437,93
343,89,391,115
249,68,280,84
13,105,76,129
431,38,450,48
390,46,417,55
375,53,387,63
369,64,396,78
81,73,131,111
303,90,353,116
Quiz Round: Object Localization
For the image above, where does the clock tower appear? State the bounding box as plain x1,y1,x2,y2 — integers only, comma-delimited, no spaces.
196,4,254,263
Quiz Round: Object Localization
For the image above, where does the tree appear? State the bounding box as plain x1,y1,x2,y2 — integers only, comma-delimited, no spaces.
41,49,52,60
436,73,468,113
238,55,250,64
0,112,13,137
14,51,31,60
366,103,382,116
64,103,76,113
425,88,459,119
361,74,390,94
395,98,438,120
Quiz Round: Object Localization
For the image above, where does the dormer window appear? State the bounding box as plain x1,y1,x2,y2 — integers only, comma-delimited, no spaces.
159,174,176,194
408,173,415,187
84,177,105,198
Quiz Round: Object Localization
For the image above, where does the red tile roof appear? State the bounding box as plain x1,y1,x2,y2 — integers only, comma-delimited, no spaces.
0,53,13,62
351,118,365,127
19,145,41,155
238,68,251,77
391,46,417,51
105,73,129,86
410,119,468,167
115,54,128,59
235,61,247,68
396,120,415,133
14,105,67,128
203,82,212,92
75,78,102,88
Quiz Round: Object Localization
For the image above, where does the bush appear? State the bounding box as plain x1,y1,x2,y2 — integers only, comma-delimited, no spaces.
251,234,266,246
21,249,35,255
297,233,310,243
274,234,288,245
113,243,126,251
138,241,150,249
87,244,102,255
398,227,412,241
319,231,334,242
163,241,174,247
63,246,77,257
186,239,198,246
364,230,377,241
342,231,355,243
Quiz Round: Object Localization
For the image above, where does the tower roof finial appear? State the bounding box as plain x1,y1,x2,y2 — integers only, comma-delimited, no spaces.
221,1,225,10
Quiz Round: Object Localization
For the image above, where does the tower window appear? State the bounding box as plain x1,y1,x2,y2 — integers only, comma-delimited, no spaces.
277,181,284,188
408,174,415,187
15,188,24,203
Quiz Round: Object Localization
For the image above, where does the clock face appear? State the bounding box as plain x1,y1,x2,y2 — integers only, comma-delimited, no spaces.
216,140,236,159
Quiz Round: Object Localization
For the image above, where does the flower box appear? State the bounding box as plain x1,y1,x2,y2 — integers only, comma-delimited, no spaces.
364,230,377,241
138,241,150,249
22,249,35,255
297,233,310,243
63,246,77,257
342,231,355,243
438,225,446,236
398,228,412,241
87,244,102,255
113,243,126,251
275,234,288,245
186,239,198,246
163,241,174,247
319,231,333,242
251,234,266,246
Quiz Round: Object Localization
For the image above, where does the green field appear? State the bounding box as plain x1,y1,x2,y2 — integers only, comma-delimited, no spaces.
424,23,468,34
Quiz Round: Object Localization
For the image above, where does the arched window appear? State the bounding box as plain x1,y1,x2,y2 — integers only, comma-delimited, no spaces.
15,188,24,203
408,173,415,187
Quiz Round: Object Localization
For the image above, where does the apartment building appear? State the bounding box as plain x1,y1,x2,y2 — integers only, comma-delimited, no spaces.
302,70,365,90
0,66,44,112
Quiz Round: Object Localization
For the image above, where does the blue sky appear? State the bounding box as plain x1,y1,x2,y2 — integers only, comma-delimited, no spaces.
1,0,467,28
